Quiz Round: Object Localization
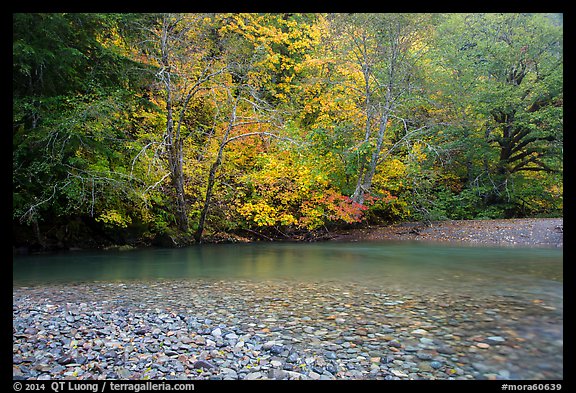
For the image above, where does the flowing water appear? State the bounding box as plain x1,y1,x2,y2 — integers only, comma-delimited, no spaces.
12,242,563,380
13,242,563,300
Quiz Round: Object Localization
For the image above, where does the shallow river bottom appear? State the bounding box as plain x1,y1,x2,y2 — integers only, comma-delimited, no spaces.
13,278,563,380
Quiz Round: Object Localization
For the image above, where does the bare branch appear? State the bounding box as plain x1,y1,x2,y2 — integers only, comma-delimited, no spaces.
130,141,156,177
143,172,171,194
376,121,430,166
19,181,70,224
222,131,299,148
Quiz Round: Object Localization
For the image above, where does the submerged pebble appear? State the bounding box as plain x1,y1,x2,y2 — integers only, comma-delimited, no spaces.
13,279,563,380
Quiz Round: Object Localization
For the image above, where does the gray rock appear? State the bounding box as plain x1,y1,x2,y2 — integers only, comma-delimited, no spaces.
380,355,395,364
225,332,239,340
57,356,75,365
104,351,118,359
268,369,287,379
390,369,408,378
437,346,455,354
325,363,338,374
116,368,131,379
193,360,216,370
269,345,284,355
49,365,66,374
287,352,299,363
312,366,325,375
221,367,238,380
430,361,443,369
173,361,185,373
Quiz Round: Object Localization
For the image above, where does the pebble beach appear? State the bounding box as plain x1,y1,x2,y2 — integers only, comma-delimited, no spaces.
13,278,563,380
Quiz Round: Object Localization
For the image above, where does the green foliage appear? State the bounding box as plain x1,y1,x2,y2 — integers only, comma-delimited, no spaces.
13,13,563,248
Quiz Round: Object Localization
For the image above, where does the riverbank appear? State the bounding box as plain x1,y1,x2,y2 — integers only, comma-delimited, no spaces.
13,278,562,380
13,217,563,254
329,218,563,247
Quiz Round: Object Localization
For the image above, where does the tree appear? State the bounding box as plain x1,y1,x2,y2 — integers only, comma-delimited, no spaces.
136,13,227,233
13,13,154,247
328,14,434,205
194,14,295,242
435,13,563,213
13,13,563,249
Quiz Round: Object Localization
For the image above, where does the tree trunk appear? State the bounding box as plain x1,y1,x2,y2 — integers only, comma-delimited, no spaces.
351,56,375,205
352,111,391,205
194,160,219,243
161,15,189,232
32,219,45,249
194,99,237,243
165,97,189,232
351,24,399,205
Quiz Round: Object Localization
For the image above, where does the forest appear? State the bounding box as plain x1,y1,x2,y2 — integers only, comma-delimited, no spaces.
13,13,563,250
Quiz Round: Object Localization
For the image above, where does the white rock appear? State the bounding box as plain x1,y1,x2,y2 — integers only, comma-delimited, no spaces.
262,340,277,350
211,328,222,337
390,369,409,378
245,371,264,380
308,371,321,380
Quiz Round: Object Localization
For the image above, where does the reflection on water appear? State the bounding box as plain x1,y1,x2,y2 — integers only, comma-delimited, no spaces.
13,242,562,304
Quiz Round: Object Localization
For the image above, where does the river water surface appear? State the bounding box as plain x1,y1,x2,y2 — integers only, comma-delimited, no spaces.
13,241,563,380
13,242,562,293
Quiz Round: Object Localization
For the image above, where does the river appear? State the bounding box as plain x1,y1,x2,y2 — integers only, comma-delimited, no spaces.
13,241,563,380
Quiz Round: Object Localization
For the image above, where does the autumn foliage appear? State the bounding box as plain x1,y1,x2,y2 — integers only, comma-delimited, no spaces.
13,13,562,248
